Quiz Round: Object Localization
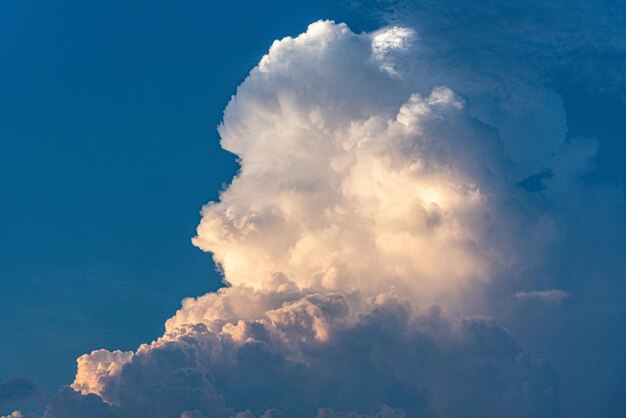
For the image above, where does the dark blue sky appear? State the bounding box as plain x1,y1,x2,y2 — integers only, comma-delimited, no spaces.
0,0,379,392
1,1,625,415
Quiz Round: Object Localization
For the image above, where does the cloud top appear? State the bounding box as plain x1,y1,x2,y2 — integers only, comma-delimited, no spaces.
190,21,539,312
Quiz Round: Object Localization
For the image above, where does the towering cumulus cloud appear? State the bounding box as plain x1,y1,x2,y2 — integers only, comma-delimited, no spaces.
39,20,585,417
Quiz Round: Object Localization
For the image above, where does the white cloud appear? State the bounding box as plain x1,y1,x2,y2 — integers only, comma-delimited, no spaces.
40,1,626,413
71,350,133,399
371,26,417,76
1,412,37,418
38,20,574,417
190,21,551,314
515,289,571,304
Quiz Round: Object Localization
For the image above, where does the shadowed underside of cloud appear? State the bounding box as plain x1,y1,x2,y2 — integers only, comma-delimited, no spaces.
34,1,626,416
45,299,560,417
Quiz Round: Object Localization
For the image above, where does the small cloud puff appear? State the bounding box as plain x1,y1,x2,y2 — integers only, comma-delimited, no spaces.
515,289,571,304
1,412,37,418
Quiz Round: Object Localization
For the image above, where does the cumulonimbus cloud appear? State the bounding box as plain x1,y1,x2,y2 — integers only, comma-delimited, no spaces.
29,7,626,416
33,21,572,418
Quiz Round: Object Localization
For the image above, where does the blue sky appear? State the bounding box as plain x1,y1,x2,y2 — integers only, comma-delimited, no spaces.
0,0,366,391
1,1,625,417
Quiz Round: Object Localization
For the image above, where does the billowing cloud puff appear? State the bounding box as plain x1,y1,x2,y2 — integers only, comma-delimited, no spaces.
71,350,133,397
53,295,560,417
38,20,575,417
191,21,549,307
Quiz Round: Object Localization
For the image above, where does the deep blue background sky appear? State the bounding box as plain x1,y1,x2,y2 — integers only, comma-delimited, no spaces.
0,0,380,393
1,0,625,401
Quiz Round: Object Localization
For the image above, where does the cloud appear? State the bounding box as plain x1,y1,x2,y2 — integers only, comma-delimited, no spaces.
190,21,551,311
38,20,574,417
42,386,114,418
341,2,626,416
39,2,626,415
515,290,571,304
71,350,133,397
1,412,38,418
45,296,559,417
